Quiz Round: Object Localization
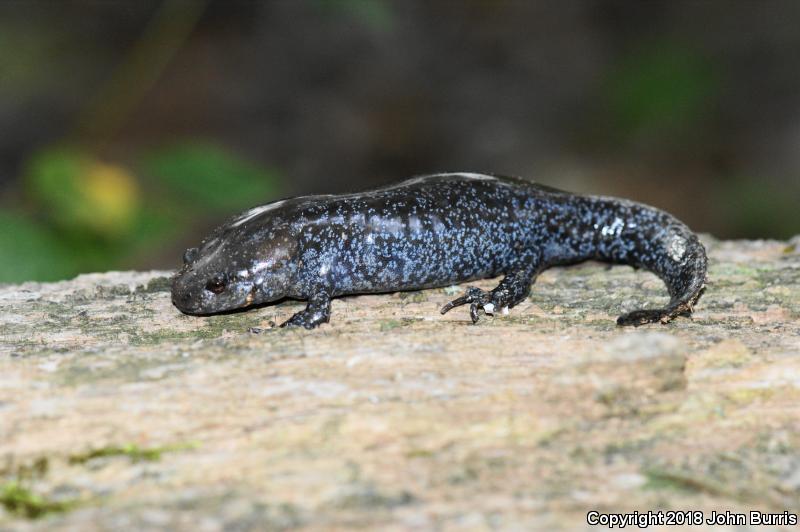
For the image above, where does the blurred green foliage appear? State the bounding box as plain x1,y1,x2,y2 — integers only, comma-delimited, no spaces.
604,44,718,145
26,148,140,237
0,142,281,283
0,211,78,282
314,0,394,31
721,177,800,240
0,27,53,95
143,142,278,213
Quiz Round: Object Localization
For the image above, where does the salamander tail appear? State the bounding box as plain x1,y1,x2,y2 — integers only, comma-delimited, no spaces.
572,196,708,326
616,286,705,326
614,221,707,327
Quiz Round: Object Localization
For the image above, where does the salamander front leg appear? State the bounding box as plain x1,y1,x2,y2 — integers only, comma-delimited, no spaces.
280,292,332,329
440,270,535,324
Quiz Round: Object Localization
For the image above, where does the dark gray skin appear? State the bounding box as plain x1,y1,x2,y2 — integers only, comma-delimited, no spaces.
172,173,707,329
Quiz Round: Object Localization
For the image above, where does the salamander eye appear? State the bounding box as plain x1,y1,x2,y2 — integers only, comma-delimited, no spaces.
205,274,228,294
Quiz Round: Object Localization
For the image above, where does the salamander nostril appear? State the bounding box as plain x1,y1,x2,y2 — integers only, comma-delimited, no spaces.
183,247,199,265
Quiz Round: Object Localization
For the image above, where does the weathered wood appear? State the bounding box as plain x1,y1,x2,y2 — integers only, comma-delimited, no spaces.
1,236,798,530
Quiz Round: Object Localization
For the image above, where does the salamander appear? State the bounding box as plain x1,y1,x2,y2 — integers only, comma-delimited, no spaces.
171,173,707,329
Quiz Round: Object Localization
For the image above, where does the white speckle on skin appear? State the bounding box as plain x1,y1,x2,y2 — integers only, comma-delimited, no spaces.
397,172,496,189
483,303,495,314
501,306,509,315
319,263,330,276
399,176,432,187
380,216,404,235
667,233,688,262
452,172,497,181
251,260,273,274
601,217,625,237
230,200,286,227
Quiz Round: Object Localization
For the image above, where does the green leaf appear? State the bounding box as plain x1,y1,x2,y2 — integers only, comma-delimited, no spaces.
24,146,141,237
143,142,280,213
0,211,79,282
604,44,718,141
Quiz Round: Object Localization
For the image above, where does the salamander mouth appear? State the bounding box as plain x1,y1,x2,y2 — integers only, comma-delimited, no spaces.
171,292,202,314
171,271,210,314
241,283,261,308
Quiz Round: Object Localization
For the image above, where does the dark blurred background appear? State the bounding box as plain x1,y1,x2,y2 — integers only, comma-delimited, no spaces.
1,0,799,282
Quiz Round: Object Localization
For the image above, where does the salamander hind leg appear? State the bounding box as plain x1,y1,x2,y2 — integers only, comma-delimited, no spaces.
440,269,535,324
280,292,332,329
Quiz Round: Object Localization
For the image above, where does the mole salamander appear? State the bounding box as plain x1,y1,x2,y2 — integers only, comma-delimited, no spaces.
171,173,707,329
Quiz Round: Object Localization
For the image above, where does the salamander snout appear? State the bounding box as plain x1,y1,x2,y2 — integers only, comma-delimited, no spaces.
171,273,204,314
171,219,299,316
171,287,194,313
171,264,266,315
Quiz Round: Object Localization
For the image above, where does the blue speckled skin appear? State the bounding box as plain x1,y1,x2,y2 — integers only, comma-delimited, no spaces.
171,173,707,328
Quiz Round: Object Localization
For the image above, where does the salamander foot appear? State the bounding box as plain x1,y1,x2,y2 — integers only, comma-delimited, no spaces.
280,309,330,329
280,293,332,329
440,286,510,324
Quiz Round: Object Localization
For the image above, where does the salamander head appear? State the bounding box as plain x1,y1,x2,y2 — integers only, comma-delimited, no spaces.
171,219,298,315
